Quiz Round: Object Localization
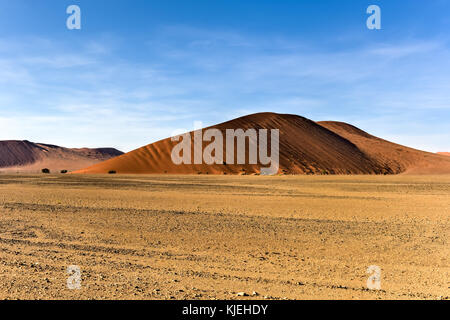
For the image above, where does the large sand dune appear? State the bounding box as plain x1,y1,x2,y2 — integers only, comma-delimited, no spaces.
0,140,123,173
74,113,450,175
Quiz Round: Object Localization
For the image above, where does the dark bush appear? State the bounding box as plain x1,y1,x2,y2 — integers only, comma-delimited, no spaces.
60,170,68,174
108,170,117,174
42,168,50,174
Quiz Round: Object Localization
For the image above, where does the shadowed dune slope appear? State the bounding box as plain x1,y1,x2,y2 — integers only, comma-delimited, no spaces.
0,140,42,167
74,112,450,175
0,140,123,173
318,121,450,174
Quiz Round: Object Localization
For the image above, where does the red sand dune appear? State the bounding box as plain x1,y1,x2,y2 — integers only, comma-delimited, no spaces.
437,152,450,157
0,140,123,173
73,113,450,175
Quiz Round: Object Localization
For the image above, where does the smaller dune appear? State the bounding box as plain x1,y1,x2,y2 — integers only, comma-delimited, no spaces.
0,141,123,173
318,121,450,175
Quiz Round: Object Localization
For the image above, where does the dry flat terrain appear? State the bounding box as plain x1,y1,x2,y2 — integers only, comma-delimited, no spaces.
0,174,449,300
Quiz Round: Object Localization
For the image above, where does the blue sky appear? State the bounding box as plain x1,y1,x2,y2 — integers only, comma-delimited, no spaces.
0,0,449,152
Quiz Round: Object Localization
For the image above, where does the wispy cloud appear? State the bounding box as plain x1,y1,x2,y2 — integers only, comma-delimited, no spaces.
0,28,449,152
367,41,443,58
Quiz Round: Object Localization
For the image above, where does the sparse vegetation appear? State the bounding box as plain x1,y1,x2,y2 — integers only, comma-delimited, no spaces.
60,170,68,174
108,170,116,174
41,168,50,174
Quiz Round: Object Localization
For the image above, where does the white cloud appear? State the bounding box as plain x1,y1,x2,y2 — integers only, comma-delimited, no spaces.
367,41,442,58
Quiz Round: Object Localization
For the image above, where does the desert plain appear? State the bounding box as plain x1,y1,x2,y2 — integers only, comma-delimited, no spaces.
0,174,448,300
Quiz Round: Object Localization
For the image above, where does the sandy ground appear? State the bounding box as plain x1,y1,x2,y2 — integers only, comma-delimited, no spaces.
0,174,448,300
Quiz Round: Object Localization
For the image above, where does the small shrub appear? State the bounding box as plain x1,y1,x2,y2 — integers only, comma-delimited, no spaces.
60,170,68,174
42,168,50,174
108,170,117,174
